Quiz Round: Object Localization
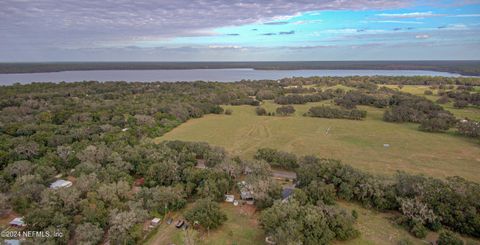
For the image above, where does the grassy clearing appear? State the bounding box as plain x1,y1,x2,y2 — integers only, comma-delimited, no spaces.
157,101,480,182
145,203,263,245
337,201,480,245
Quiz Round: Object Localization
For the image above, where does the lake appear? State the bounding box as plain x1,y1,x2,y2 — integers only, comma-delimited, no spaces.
0,68,470,85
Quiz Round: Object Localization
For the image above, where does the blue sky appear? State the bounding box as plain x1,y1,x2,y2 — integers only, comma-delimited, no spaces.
0,0,479,61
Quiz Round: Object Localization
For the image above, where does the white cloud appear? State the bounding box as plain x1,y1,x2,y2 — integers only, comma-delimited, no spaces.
377,11,443,18
415,34,430,39
450,14,480,17
374,20,424,24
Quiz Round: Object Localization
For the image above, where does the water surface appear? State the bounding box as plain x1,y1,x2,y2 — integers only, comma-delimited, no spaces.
0,68,469,85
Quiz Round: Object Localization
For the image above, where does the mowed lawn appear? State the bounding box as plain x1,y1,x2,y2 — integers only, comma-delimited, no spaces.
157,100,480,182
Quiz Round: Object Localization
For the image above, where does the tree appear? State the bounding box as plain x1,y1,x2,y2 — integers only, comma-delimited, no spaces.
437,230,464,245
453,100,469,109
255,107,267,116
0,193,10,217
185,198,227,231
74,222,104,245
108,207,148,245
276,105,295,116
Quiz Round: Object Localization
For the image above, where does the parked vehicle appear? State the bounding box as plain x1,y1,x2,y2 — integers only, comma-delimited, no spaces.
175,220,185,228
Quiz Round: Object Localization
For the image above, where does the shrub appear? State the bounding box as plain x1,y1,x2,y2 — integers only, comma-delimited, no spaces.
255,107,267,116
276,105,295,116
424,90,433,95
437,230,464,245
224,109,233,115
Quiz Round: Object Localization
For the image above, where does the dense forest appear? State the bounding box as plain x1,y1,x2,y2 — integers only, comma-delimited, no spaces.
0,76,479,244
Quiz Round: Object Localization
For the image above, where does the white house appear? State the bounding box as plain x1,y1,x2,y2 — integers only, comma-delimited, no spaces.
50,179,73,189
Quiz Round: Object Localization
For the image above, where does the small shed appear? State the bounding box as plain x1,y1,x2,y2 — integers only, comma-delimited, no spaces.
225,195,234,203
50,179,73,189
9,217,25,227
151,218,161,226
383,143,390,148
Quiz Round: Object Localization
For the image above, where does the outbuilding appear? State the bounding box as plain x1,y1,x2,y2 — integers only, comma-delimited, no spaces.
9,217,25,227
151,218,161,226
50,179,73,189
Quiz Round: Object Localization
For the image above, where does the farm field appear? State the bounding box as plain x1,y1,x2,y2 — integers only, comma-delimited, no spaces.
157,100,480,182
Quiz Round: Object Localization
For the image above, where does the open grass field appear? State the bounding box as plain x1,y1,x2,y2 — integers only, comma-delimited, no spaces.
157,100,480,182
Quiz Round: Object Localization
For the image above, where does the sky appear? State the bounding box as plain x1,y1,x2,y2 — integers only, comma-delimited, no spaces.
1,0,480,61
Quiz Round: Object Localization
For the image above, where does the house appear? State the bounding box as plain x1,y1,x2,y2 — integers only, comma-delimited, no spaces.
151,218,161,226
50,179,73,189
9,217,25,227
238,181,254,201
225,194,234,203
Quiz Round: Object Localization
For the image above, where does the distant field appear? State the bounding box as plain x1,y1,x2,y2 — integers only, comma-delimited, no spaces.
157,100,480,182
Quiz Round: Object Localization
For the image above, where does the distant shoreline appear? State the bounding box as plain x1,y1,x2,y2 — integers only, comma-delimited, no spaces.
1,61,480,76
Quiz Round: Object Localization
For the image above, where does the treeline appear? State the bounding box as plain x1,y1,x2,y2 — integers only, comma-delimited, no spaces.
274,90,341,105
332,89,457,132
442,90,480,108
278,75,480,86
295,155,480,238
254,148,298,170
254,148,480,239
306,106,367,120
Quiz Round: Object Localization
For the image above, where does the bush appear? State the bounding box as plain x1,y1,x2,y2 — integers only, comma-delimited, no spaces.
255,107,267,116
437,230,464,245
437,96,450,104
276,105,295,116
410,222,428,238
307,106,367,120
224,109,232,115
397,238,413,245
424,90,433,95
454,100,469,109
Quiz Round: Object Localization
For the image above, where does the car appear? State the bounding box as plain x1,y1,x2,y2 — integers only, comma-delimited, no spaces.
175,220,185,228
167,218,173,225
